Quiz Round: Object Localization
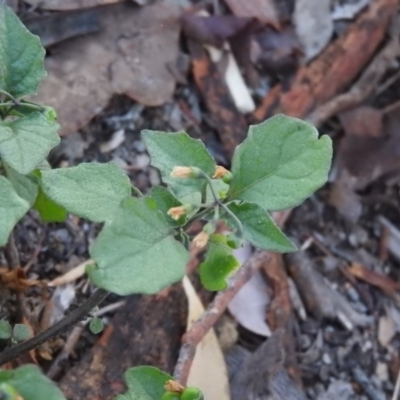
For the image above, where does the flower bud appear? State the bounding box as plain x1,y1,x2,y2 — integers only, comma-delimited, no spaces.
167,204,194,220
193,231,210,248
213,166,232,183
164,380,184,394
171,166,201,179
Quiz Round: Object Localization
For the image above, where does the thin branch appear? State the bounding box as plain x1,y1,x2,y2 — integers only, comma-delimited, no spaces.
0,288,109,366
173,251,271,385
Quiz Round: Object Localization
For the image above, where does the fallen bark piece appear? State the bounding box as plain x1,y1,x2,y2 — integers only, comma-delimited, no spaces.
253,0,398,121
58,284,187,400
287,252,372,329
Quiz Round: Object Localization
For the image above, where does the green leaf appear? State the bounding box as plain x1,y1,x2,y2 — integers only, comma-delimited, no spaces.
12,324,31,342
149,186,184,226
33,186,67,223
115,366,171,400
0,365,66,400
142,130,215,203
4,165,38,206
0,320,12,340
225,202,296,252
40,162,131,223
229,114,332,211
89,197,189,295
199,234,240,291
0,176,30,247
0,5,46,98
0,112,60,175
89,317,104,335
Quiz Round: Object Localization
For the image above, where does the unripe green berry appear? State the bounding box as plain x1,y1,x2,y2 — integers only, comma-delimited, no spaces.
160,391,181,400
181,387,203,400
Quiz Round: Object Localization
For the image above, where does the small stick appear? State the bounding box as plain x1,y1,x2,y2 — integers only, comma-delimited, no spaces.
0,288,109,366
173,251,271,385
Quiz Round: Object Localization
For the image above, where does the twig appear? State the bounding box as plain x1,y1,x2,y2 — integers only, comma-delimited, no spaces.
173,251,271,385
307,36,400,127
0,288,109,366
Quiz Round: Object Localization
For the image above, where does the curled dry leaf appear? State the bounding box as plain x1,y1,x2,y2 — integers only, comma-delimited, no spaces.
0,267,41,291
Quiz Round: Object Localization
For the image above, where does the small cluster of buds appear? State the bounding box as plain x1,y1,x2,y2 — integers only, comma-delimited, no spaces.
171,165,232,182
167,204,194,220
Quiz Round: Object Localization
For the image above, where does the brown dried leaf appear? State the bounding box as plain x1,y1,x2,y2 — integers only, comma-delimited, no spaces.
0,267,41,291
34,2,181,136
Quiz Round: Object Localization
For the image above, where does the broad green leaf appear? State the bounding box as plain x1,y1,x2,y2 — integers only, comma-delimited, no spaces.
0,176,29,246
0,5,46,98
149,186,184,226
142,130,215,203
229,114,332,211
4,165,38,206
0,113,60,175
12,324,31,342
199,234,240,291
33,186,67,223
0,320,11,339
89,197,189,295
89,317,104,335
40,162,131,223
115,366,171,400
0,365,66,400
225,202,296,252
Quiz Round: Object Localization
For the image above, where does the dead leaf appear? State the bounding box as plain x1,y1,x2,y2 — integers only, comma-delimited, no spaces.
24,0,122,11
348,263,398,297
294,0,333,61
0,267,41,291
223,0,280,29
182,15,253,48
34,2,181,136
25,9,102,48
378,313,396,347
183,276,230,400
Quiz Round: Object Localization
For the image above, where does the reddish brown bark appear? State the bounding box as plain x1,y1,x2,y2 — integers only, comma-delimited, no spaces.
253,0,398,121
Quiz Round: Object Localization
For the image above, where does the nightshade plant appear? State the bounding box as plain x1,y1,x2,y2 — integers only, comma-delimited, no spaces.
0,4,332,399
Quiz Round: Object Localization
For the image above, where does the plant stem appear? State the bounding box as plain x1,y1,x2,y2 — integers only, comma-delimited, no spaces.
131,185,143,197
0,288,109,366
0,102,44,112
219,202,244,238
173,251,272,385
0,89,18,104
